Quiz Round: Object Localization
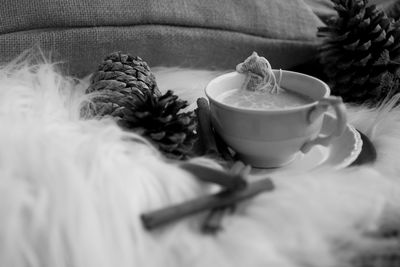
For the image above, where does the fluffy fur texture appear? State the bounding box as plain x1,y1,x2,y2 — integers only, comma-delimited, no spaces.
0,54,400,267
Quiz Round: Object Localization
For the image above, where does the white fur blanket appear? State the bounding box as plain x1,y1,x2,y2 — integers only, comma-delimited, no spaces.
0,55,400,267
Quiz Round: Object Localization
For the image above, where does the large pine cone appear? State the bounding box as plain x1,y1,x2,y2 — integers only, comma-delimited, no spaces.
318,0,400,105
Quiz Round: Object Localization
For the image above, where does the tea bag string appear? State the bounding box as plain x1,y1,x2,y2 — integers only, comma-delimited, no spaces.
266,64,282,94
257,57,282,94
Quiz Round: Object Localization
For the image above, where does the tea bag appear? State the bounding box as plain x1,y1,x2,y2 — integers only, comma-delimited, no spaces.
236,52,282,94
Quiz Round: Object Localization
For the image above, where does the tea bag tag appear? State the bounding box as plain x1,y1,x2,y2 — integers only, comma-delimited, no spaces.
236,52,281,94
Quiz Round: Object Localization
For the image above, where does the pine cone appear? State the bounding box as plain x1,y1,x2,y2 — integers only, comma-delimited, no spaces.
117,89,198,159
354,250,400,267
318,0,400,105
87,51,160,100
82,51,160,118
82,52,197,159
352,237,400,267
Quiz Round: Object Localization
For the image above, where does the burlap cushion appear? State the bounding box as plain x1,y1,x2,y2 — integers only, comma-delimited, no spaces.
0,0,323,77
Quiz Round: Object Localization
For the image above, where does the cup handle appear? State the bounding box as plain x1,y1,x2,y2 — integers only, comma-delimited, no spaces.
300,96,347,153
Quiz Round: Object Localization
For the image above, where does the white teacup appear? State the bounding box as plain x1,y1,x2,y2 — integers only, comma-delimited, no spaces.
205,70,347,168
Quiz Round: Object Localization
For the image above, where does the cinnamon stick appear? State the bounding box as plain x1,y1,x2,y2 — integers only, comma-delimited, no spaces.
214,131,234,161
179,162,247,191
202,206,232,233
196,97,219,157
201,162,251,233
141,177,274,230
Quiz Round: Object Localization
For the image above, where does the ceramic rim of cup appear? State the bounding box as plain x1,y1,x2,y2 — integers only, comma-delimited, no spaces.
205,70,331,114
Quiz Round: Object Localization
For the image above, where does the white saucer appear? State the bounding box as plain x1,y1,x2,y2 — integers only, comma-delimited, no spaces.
251,113,363,175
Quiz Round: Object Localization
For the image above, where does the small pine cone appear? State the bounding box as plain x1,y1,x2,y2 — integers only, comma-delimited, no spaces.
118,90,198,160
318,0,400,105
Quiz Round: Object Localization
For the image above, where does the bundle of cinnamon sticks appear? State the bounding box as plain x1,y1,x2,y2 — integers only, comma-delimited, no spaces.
140,98,275,233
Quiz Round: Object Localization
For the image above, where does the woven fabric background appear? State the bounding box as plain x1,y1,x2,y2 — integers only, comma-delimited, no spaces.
0,0,323,77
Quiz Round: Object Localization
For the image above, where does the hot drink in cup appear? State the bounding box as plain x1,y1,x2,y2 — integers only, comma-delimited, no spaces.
205,69,346,168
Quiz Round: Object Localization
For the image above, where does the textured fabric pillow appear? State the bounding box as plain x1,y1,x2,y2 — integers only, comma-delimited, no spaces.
0,0,323,77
